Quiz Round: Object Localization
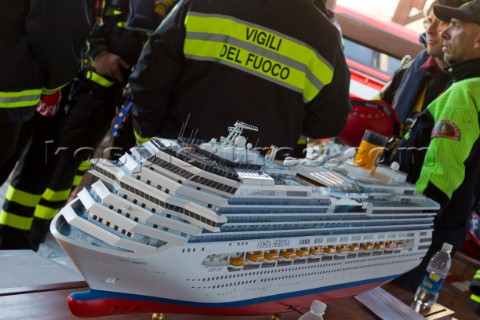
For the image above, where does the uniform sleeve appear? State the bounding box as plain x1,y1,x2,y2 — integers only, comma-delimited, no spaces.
27,0,92,93
129,1,189,138
303,47,351,139
380,65,408,105
416,88,480,205
87,24,109,59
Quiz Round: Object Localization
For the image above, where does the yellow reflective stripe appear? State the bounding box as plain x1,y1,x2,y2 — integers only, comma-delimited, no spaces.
471,294,480,304
105,8,123,16
42,188,71,202
5,185,41,207
79,160,91,172
0,210,32,230
116,21,127,28
0,89,41,108
73,175,83,187
34,205,59,220
85,71,115,87
184,13,333,102
297,136,307,145
42,82,69,95
134,130,152,144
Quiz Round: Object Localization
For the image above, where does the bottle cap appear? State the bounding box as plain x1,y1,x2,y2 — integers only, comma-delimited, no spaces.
310,300,327,313
442,242,453,252
361,130,388,147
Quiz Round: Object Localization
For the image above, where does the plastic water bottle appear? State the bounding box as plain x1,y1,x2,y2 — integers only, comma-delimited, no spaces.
412,242,452,310
298,300,326,320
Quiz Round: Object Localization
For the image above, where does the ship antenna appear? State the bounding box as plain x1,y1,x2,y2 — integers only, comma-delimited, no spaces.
179,114,191,140
188,126,195,144
254,138,260,153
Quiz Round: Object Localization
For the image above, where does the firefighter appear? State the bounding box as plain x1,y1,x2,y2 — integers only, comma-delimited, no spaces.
0,0,175,250
392,0,480,292
0,0,91,249
130,0,351,155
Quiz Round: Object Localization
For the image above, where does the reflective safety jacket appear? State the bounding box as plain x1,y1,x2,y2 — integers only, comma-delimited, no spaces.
394,58,480,252
129,0,351,150
0,0,92,125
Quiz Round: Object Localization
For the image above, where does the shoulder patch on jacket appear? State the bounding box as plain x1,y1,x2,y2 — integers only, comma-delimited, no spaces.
431,120,460,140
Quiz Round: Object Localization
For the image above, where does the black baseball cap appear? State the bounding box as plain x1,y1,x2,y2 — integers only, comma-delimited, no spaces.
434,0,480,25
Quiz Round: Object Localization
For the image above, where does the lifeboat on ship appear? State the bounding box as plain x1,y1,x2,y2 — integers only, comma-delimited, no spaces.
385,240,397,250
360,242,373,252
279,249,296,260
374,241,385,251
336,244,349,256
246,251,265,264
324,245,336,255
264,250,279,261
349,243,360,253
295,247,309,258
229,256,245,268
309,246,324,256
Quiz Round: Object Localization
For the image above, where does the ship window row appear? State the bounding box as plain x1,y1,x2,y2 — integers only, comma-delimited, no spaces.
222,214,421,223
118,192,190,226
90,214,133,238
334,205,367,213
120,181,220,228
258,257,417,282
135,146,154,160
227,198,330,206
152,156,237,194
210,280,256,289
103,201,179,235
171,150,240,181
219,207,329,214
190,175,237,194
92,164,116,181
419,238,432,243
286,191,309,197
192,226,429,243
152,158,195,179
218,221,431,232
371,209,433,214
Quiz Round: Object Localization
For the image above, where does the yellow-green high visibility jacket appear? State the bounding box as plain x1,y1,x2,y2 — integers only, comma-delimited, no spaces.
0,0,92,125
129,0,351,151
394,58,480,253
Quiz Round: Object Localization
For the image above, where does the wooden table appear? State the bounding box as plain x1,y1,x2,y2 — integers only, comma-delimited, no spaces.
0,282,421,320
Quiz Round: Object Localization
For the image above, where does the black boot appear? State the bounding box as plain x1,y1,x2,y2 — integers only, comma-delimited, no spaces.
0,224,32,249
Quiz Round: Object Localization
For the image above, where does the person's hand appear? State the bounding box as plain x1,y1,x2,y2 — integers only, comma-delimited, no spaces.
36,90,62,116
93,51,130,83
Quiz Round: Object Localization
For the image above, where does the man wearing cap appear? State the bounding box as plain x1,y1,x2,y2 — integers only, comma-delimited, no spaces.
393,0,480,292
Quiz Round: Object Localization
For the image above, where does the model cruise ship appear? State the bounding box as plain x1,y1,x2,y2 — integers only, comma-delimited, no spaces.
51,122,438,318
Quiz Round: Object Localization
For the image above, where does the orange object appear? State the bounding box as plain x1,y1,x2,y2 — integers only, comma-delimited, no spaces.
353,130,388,175
229,256,245,267
246,251,264,263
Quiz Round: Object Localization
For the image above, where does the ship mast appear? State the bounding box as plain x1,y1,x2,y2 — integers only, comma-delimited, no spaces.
220,121,258,147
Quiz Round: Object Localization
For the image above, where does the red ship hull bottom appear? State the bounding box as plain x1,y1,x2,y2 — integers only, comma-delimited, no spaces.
69,280,390,318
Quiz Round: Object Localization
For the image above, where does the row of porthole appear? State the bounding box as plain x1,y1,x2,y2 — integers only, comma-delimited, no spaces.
192,255,419,284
